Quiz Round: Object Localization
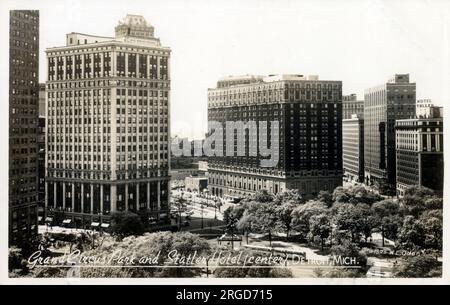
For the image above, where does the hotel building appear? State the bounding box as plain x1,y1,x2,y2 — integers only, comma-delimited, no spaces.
45,15,170,227
395,114,444,196
416,99,443,119
208,74,342,198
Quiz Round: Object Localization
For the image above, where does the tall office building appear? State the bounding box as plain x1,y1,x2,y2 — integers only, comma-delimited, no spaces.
343,114,364,182
395,114,443,196
364,74,416,187
9,10,39,245
208,74,342,199
342,94,364,119
45,15,170,228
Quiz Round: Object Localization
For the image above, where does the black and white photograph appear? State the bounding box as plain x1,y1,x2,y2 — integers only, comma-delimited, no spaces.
1,0,449,290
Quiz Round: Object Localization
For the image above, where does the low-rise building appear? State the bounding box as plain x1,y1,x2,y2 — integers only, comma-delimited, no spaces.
185,175,208,193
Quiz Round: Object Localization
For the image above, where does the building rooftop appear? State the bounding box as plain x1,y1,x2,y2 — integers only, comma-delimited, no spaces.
214,74,338,89
47,14,166,51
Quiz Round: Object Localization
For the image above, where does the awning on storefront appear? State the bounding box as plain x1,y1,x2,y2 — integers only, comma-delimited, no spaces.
90,222,100,227
101,223,110,228
62,219,72,224
159,213,168,217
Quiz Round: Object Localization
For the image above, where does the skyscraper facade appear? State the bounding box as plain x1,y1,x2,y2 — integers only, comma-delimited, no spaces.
38,84,46,219
364,74,416,187
45,15,170,228
343,114,364,182
208,74,342,199
395,115,444,196
9,10,40,244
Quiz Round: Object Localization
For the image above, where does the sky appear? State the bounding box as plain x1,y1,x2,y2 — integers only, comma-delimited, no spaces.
1,0,449,139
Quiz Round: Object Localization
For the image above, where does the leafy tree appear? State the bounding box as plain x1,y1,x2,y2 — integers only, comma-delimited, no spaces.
371,200,403,246
291,200,327,236
274,189,302,205
332,203,364,242
394,255,441,278
332,185,382,205
238,201,279,246
223,205,245,226
251,203,279,247
419,210,442,250
424,197,443,210
332,186,350,203
397,215,426,249
110,211,145,238
8,247,29,276
317,190,333,207
380,215,403,244
401,186,437,217
253,190,274,203
173,195,188,230
308,213,331,251
236,201,259,238
275,201,297,238
354,203,377,242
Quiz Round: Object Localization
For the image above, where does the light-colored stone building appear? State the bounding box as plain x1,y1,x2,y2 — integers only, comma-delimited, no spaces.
395,115,443,196
45,15,171,227
343,114,364,182
185,176,208,193
364,74,416,187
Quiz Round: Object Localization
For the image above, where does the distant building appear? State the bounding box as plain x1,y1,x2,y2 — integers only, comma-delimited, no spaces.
185,175,208,193
395,114,443,196
416,99,443,118
208,74,342,198
364,74,416,187
9,10,40,244
342,94,364,119
343,114,364,182
170,138,207,180
198,161,208,173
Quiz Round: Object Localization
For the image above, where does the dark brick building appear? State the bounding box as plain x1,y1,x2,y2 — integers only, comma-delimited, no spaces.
9,10,40,244
208,74,342,199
